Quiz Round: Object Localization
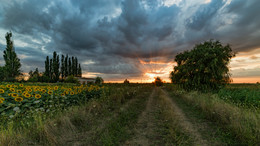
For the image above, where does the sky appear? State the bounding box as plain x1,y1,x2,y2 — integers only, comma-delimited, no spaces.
0,0,259,83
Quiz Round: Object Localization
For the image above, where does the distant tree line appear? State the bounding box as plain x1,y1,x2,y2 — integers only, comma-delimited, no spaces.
27,52,82,83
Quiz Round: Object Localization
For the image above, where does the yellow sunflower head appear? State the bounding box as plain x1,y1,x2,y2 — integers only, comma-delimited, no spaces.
25,93,31,98
19,84,24,87
70,91,75,95
17,90,22,93
10,88,15,92
54,86,59,90
48,90,53,95
15,97,23,102
12,93,18,98
61,93,65,96
0,89,4,94
0,100,3,104
0,97,4,101
6,84,11,88
35,94,41,99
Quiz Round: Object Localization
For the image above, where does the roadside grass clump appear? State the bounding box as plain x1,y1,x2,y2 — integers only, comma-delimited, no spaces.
174,90,260,145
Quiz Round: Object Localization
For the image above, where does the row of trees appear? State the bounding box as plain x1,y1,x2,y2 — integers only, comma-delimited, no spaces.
43,52,82,82
0,32,21,82
0,32,84,83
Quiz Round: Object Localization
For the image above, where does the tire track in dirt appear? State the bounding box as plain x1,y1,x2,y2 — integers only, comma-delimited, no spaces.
160,89,209,146
124,88,157,146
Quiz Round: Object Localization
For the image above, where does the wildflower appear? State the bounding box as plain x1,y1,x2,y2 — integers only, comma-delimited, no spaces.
19,84,24,87
61,93,65,96
9,88,15,92
70,91,74,95
0,97,4,101
15,97,23,102
13,107,20,112
0,89,4,94
6,84,11,88
35,94,41,99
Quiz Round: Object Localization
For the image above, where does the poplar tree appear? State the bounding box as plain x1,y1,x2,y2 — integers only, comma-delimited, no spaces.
74,57,78,76
3,32,21,79
44,56,50,77
68,57,72,76
52,51,60,82
78,64,82,77
50,59,53,80
61,54,65,79
72,56,75,76
65,54,68,77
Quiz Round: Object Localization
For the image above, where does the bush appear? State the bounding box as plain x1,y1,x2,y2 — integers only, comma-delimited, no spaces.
95,77,104,85
153,77,163,86
64,75,79,83
124,79,130,84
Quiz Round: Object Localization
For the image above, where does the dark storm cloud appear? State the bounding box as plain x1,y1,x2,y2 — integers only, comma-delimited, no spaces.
0,0,260,80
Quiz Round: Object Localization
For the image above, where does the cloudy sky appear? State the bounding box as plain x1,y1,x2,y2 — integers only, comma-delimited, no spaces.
0,0,259,83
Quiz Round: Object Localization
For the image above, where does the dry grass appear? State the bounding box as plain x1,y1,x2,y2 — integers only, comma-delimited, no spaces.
177,91,260,145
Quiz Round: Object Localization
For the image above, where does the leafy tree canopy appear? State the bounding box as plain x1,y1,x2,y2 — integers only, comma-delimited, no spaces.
170,40,235,91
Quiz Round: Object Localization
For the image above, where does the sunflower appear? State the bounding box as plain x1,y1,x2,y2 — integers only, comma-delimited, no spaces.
9,88,15,92
70,91,75,95
0,100,3,104
68,88,72,91
0,89,4,94
35,94,41,99
65,91,69,95
6,84,11,88
19,84,24,87
24,93,31,98
27,88,32,92
17,90,22,94
48,90,53,95
54,86,59,90
41,89,46,93
0,97,4,101
15,97,23,102
61,93,65,96
12,93,18,98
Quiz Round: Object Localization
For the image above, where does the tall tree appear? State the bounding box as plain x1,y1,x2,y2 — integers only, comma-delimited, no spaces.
44,56,50,77
52,51,60,82
65,54,68,77
72,56,75,76
61,54,65,79
50,59,53,80
3,32,21,79
74,57,78,76
170,40,235,91
78,64,82,77
68,57,72,76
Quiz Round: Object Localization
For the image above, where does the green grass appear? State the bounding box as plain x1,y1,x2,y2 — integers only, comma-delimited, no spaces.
165,89,260,145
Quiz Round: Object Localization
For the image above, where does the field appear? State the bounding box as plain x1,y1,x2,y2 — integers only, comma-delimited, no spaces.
0,83,259,145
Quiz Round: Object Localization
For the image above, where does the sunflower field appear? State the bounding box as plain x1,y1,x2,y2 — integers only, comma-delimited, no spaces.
0,83,104,123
